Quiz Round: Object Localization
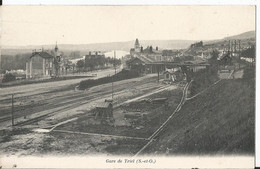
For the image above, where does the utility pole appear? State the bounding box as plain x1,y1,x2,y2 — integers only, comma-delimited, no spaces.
228,40,231,52
112,80,114,99
112,50,116,99
157,65,160,83
234,40,237,53
11,94,14,126
238,40,241,53
114,50,117,75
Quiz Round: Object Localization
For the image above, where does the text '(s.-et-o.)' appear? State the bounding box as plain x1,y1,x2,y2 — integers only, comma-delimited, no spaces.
106,158,156,164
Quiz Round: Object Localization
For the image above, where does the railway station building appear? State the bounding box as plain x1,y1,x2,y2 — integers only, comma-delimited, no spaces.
26,44,61,79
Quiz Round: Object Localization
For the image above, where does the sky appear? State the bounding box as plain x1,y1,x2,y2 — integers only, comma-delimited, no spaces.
0,6,255,46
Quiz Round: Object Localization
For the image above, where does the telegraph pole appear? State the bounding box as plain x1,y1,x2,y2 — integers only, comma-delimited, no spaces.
11,94,14,126
114,50,117,75
112,80,114,99
157,65,160,83
112,50,116,99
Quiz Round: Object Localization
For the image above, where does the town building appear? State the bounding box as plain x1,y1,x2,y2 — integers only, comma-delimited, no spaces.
127,39,209,76
127,38,177,74
190,41,203,48
183,60,209,72
26,43,61,78
130,38,176,62
163,68,184,83
126,57,166,74
84,51,107,70
85,51,105,60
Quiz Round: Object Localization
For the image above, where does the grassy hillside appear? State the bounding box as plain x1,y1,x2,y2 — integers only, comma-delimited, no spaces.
145,79,255,155
224,30,255,40
205,30,255,45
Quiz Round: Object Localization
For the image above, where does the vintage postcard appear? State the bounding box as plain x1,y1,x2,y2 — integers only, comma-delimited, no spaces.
0,5,256,168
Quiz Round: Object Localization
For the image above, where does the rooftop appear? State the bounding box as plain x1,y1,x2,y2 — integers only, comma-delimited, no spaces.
30,51,54,59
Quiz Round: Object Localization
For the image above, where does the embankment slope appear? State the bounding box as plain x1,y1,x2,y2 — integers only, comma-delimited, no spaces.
144,79,255,155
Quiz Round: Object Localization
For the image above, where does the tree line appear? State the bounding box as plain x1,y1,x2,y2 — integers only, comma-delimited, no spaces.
76,56,121,72
1,54,29,73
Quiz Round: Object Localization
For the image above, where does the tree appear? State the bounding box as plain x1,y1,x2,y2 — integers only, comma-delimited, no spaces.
76,60,85,72
2,73,16,83
208,50,219,77
64,60,72,75
209,50,219,65
53,57,61,77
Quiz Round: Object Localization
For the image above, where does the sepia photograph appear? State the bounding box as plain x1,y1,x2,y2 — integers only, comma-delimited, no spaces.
0,5,256,168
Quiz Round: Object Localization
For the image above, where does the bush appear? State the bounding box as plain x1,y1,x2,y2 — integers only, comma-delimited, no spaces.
2,73,16,83
79,69,140,90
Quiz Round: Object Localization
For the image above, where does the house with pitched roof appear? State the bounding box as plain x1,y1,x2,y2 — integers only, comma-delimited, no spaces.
26,44,61,78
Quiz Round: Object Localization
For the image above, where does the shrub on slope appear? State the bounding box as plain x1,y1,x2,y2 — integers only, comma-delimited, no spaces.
79,69,140,90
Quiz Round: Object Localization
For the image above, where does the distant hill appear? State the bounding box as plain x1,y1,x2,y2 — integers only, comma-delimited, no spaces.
205,30,255,45
1,30,255,56
1,40,196,56
224,30,255,40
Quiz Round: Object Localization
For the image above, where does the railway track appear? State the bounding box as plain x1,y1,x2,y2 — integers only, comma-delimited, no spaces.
1,80,161,126
0,76,158,123
0,81,134,124
2,88,123,126
134,81,191,156
0,91,104,124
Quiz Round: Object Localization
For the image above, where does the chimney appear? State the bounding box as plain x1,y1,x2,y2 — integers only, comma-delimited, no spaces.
156,46,158,51
89,51,91,56
96,52,98,56
150,46,153,52
141,46,143,52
